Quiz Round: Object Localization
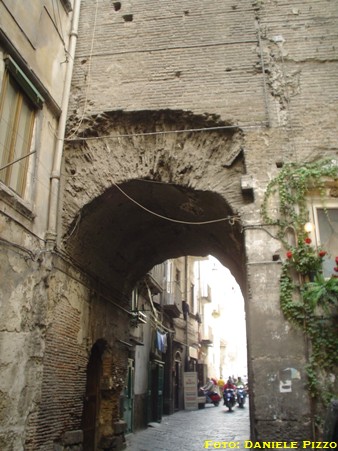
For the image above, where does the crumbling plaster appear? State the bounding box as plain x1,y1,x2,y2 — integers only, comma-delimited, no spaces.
62,110,249,294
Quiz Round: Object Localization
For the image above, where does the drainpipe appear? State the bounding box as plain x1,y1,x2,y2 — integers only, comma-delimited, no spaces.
46,0,81,249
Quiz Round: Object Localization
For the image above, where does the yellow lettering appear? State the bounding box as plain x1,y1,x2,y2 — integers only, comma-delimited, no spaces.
245,441,253,448
204,441,213,449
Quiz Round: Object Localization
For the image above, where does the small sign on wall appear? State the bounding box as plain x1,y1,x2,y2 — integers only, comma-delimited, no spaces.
183,372,198,410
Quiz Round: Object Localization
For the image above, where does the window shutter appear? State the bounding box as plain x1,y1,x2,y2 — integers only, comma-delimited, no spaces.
4,56,44,109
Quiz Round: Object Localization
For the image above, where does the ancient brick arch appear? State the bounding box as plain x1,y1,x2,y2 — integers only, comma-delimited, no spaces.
62,110,249,296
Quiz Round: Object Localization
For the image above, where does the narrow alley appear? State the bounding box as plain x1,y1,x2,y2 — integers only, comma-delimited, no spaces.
125,402,250,451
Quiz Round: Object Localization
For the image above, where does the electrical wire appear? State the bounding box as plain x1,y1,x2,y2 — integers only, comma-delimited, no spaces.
112,182,240,226
65,122,267,142
75,38,259,59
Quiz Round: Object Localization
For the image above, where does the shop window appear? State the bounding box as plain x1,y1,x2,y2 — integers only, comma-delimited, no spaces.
0,57,42,197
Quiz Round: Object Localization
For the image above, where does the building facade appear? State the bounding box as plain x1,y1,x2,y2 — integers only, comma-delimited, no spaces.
0,0,338,450
128,256,206,431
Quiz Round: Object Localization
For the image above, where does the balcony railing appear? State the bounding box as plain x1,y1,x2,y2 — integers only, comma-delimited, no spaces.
147,263,166,294
163,280,182,305
200,326,214,346
162,281,182,317
148,264,166,288
200,284,212,303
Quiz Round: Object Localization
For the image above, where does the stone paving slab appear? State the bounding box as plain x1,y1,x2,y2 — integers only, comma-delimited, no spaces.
125,401,250,451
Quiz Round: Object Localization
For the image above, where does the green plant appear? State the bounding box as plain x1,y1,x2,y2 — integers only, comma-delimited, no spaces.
286,238,326,275
262,158,338,414
302,270,338,312
262,159,338,244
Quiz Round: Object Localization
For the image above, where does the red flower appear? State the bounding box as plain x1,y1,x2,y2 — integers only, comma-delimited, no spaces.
335,256,338,264
286,251,293,259
318,250,327,258
334,267,338,273
304,237,312,244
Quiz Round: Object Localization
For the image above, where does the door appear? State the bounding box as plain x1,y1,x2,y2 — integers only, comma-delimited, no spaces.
174,352,182,411
148,361,164,423
122,358,134,433
82,344,102,451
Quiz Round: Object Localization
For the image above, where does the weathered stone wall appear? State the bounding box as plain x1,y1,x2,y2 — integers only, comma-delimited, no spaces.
245,227,312,440
62,0,338,442
0,242,48,450
24,258,89,450
21,255,130,450
70,0,266,124
1,0,337,448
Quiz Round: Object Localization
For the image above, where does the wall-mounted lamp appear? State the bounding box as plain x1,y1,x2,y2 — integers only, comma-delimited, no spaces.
304,222,314,233
211,309,220,319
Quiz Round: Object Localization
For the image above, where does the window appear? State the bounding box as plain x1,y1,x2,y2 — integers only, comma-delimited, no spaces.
311,204,338,278
175,268,181,286
131,287,138,311
0,57,43,198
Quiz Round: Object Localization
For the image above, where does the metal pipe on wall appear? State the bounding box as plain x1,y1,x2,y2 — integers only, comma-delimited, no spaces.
46,0,81,248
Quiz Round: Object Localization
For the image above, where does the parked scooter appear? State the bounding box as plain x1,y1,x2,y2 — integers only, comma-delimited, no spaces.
223,388,236,411
199,388,221,406
236,385,247,408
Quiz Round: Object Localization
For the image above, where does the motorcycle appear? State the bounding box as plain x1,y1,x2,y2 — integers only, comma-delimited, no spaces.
223,388,236,411
236,385,246,408
199,388,221,406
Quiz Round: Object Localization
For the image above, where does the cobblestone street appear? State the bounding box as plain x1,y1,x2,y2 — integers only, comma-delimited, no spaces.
125,401,250,451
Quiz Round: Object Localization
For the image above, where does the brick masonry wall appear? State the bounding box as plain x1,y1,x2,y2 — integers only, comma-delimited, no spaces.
63,0,338,443
22,256,129,450
70,0,267,125
24,265,89,450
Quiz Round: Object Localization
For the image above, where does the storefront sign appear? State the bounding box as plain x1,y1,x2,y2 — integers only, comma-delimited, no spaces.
183,372,198,410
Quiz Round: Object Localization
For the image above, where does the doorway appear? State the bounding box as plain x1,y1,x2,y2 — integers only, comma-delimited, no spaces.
122,358,135,433
173,351,182,411
82,343,102,451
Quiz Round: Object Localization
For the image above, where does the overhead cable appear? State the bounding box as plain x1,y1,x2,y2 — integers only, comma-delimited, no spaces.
65,122,268,142
112,182,240,226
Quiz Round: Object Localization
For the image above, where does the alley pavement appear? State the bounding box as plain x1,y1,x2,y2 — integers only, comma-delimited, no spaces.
125,401,250,451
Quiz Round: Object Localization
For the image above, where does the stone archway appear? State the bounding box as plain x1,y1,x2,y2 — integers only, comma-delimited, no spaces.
59,108,315,441
62,109,249,296
64,180,245,297
60,109,253,444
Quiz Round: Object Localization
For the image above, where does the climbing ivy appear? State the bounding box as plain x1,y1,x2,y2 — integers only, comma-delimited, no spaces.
262,159,338,244
262,159,338,411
